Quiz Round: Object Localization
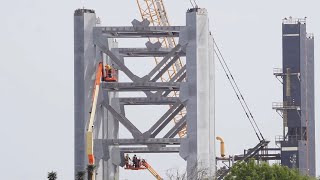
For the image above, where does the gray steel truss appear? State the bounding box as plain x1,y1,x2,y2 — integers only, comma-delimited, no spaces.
117,97,179,105
74,8,215,180
101,82,180,91
119,147,180,154
103,138,181,146
95,26,182,38
115,48,186,57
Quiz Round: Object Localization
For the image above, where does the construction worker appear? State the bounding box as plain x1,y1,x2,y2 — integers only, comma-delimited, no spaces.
132,154,137,168
137,157,141,168
124,154,131,168
105,64,112,78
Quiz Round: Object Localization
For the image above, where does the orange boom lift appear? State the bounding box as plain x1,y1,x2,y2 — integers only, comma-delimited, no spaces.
86,63,117,180
124,158,163,180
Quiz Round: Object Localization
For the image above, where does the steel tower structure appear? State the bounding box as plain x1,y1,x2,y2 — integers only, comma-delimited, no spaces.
273,17,315,176
74,8,215,180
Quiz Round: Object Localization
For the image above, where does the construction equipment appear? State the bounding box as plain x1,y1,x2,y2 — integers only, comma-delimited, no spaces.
124,158,163,180
136,1,268,178
214,37,270,179
86,63,118,180
216,140,269,180
216,136,226,158
136,0,186,138
86,63,103,165
85,62,103,180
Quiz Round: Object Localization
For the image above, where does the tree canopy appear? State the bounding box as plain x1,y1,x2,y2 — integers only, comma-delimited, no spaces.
47,171,57,180
224,160,314,180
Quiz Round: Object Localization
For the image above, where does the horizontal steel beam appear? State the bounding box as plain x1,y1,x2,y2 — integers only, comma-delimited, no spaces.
94,26,183,38
104,138,181,145
119,147,180,153
114,48,186,57
101,82,180,91
117,97,179,105
216,154,281,161
261,148,281,151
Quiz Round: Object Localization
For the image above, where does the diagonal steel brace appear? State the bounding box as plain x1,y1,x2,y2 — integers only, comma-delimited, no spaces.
151,54,181,82
146,44,182,79
101,100,143,139
94,31,141,82
151,103,185,138
164,116,187,138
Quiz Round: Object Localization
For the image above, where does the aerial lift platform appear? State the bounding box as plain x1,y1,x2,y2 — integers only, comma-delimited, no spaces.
124,159,163,180
86,63,118,180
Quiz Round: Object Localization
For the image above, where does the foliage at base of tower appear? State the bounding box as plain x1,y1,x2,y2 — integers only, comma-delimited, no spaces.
224,160,314,180
86,164,97,180
47,171,57,180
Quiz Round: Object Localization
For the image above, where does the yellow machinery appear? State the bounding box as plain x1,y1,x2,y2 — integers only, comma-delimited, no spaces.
136,0,187,138
86,63,103,180
142,160,163,180
216,136,226,158
86,63,119,180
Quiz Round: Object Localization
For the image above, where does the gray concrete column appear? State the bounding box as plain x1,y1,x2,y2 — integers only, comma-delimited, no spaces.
74,8,97,175
208,33,216,176
185,8,215,179
102,39,120,180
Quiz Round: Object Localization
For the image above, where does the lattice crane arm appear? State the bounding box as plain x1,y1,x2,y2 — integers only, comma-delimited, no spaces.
136,0,187,138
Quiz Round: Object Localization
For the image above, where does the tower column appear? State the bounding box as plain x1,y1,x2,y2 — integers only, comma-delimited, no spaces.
184,8,215,178
74,9,97,175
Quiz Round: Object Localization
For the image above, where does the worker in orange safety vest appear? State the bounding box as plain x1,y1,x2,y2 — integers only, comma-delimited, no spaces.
105,64,113,78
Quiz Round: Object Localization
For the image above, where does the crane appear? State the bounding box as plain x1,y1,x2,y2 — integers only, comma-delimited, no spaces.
136,0,187,138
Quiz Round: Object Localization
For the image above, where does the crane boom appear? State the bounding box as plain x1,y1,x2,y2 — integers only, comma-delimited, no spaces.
85,63,103,180
125,158,163,180
142,160,163,180
136,0,187,138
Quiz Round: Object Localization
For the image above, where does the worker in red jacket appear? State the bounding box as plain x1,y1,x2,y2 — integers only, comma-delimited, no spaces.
132,155,137,168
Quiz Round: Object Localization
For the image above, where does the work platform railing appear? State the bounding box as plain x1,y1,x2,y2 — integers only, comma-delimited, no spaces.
273,68,300,77
272,102,301,110
275,134,306,143
282,17,307,24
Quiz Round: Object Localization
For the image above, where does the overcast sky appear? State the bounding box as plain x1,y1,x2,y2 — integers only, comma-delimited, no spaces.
0,0,319,179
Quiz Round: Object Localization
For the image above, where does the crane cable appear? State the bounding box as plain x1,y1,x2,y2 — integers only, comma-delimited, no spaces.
189,0,198,8
213,37,265,141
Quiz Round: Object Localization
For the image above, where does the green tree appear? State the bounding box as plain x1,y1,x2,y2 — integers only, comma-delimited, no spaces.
76,171,86,180
224,160,313,180
47,171,57,180
86,164,96,180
